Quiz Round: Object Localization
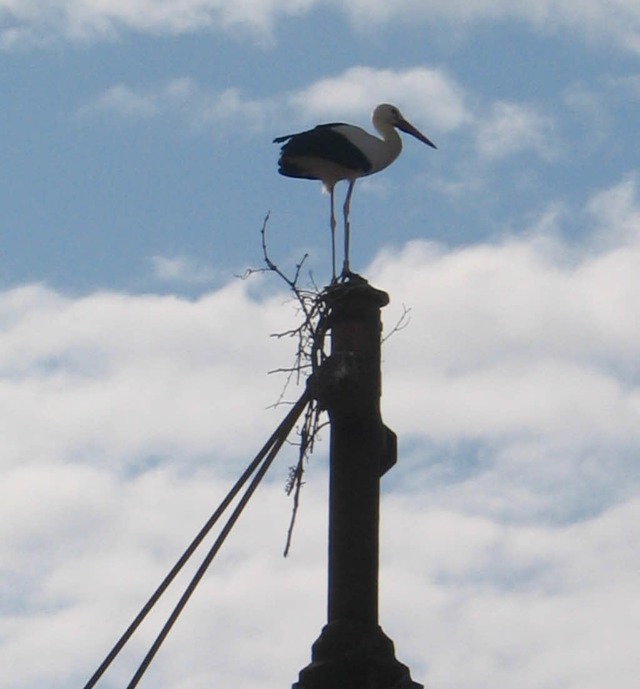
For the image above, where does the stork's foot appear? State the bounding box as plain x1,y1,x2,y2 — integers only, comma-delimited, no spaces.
325,269,366,292
339,260,354,282
324,262,364,289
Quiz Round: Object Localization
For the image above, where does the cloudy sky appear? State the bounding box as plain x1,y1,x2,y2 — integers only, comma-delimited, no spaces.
2,1,640,688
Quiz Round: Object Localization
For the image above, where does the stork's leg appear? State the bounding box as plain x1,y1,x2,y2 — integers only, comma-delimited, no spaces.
329,184,337,282
341,179,356,278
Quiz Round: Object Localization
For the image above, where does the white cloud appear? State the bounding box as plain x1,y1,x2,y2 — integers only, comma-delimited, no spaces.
2,0,640,51
361,181,640,531
79,77,272,133
338,0,640,52
381,497,640,688
80,83,165,119
80,66,466,137
77,78,199,120
80,67,564,169
287,65,471,133
150,255,218,284
3,176,640,688
0,0,317,46
475,101,557,160
79,66,468,147
0,280,303,469
372,233,640,444
586,173,640,245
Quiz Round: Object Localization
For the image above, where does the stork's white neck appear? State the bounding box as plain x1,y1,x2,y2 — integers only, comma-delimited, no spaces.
370,119,403,172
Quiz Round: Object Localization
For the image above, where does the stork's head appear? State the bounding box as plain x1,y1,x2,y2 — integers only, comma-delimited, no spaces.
373,103,437,149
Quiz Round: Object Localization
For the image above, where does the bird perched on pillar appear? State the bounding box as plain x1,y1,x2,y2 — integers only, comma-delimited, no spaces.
273,103,436,281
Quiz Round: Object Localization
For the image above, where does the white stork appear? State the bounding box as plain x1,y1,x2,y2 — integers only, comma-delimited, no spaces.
274,103,436,281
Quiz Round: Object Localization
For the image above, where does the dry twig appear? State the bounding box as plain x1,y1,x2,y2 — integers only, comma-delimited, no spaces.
242,213,330,555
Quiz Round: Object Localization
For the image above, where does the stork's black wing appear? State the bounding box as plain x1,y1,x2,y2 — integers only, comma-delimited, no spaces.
273,123,372,177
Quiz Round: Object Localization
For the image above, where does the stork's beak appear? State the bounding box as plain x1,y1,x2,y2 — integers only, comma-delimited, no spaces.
397,117,437,149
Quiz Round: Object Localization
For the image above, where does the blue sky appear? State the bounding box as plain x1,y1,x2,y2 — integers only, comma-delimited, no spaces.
3,2,639,291
2,2,640,689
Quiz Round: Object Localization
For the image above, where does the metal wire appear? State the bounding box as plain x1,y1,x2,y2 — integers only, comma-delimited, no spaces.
82,387,311,689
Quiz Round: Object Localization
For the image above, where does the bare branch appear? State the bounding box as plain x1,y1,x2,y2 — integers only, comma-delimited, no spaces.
243,213,332,555
283,401,330,557
382,303,412,343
